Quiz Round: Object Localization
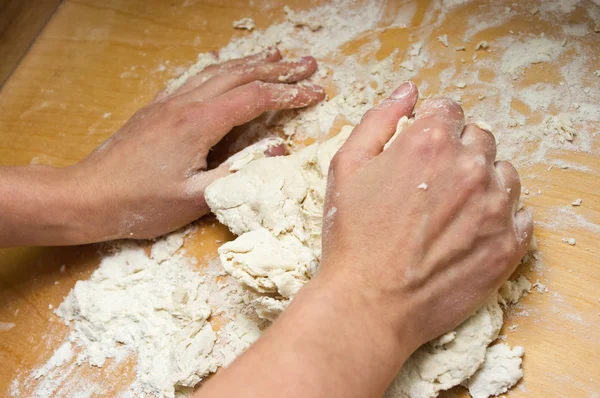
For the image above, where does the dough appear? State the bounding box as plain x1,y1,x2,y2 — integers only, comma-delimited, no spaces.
384,297,503,398
206,124,355,316
466,344,525,398
205,117,526,397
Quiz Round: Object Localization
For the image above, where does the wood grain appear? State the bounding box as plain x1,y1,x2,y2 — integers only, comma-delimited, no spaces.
0,0,62,86
0,0,599,397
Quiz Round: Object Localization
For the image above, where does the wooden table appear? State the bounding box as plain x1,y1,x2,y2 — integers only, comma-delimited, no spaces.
1,1,599,397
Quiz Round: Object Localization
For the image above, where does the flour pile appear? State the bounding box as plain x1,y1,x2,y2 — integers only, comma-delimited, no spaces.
19,230,260,398
55,231,219,397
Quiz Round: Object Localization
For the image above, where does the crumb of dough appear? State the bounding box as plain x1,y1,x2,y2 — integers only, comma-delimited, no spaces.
571,198,582,206
475,40,489,51
533,280,549,293
284,5,322,31
437,34,449,47
562,237,576,245
232,17,255,31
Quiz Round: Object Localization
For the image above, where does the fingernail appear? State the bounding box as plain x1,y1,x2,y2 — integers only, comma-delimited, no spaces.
391,81,415,99
299,56,314,64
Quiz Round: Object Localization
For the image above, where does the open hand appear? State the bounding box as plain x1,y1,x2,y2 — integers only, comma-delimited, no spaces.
72,48,325,241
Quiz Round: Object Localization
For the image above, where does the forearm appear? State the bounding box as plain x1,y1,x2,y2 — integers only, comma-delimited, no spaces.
0,165,98,247
196,268,418,398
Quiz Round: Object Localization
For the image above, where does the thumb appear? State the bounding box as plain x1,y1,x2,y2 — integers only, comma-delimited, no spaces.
339,81,418,164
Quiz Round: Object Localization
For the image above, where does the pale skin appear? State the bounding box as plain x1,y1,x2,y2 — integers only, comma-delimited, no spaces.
0,49,533,397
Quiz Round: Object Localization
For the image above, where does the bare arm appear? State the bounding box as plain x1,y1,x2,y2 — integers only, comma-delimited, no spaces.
0,165,95,246
194,82,533,398
0,48,324,247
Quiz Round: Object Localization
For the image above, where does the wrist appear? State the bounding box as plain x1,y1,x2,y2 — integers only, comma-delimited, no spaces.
20,164,111,245
60,163,121,244
302,265,421,370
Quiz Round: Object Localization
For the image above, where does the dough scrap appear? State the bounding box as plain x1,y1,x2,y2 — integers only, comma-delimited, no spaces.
499,275,532,305
466,344,525,398
385,297,503,398
205,117,526,397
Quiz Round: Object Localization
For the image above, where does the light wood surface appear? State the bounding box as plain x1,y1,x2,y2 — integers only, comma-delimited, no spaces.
0,0,63,85
0,1,599,397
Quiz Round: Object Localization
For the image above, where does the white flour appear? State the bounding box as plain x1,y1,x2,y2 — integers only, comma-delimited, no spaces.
55,230,219,398
16,228,262,398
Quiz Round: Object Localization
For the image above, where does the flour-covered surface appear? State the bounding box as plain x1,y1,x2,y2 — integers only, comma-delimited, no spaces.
2,0,600,397
9,224,263,398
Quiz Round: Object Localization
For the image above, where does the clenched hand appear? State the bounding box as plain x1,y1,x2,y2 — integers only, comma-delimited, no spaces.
319,81,533,349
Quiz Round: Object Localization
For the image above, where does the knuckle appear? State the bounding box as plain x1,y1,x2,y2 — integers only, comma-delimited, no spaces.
429,126,450,147
459,156,489,187
499,235,518,260
408,127,449,155
486,194,510,219
246,81,268,102
419,97,464,117
409,134,432,154
329,151,347,170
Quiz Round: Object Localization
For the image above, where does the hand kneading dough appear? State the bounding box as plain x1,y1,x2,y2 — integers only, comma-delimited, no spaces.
205,117,526,398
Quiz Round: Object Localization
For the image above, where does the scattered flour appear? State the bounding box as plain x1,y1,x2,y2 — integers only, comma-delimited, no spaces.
54,234,218,398
500,36,564,75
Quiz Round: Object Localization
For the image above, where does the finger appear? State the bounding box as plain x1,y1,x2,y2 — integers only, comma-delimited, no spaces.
408,97,465,142
513,208,534,254
176,56,318,102
494,160,521,207
153,47,282,102
339,81,418,162
461,123,497,161
197,82,325,148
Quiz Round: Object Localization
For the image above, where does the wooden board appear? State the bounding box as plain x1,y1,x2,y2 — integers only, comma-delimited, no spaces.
0,0,599,397
0,0,63,86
